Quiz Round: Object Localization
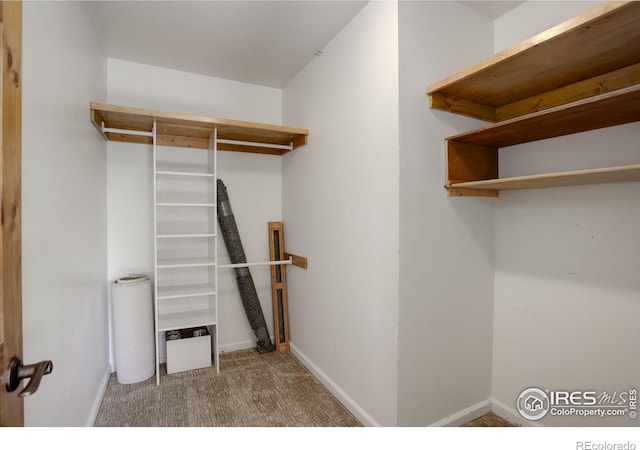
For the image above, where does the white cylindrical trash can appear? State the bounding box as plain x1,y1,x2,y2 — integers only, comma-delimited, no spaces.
111,274,155,384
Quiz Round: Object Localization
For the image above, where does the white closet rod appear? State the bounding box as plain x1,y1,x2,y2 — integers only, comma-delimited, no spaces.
102,123,154,138
217,138,293,151
219,258,292,270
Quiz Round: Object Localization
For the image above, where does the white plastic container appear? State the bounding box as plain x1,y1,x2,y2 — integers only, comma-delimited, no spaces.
166,328,212,374
111,274,155,384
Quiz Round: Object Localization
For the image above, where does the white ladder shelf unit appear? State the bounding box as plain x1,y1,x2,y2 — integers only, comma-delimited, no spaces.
153,126,219,384
91,103,308,385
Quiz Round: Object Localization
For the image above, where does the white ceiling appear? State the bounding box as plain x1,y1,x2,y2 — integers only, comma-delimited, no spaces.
91,1,524,89
91,1,367,89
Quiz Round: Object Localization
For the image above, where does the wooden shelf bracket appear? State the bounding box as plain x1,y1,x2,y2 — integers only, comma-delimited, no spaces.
283,252,308,270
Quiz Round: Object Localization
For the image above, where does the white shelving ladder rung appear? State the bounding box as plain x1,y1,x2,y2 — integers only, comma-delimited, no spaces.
156,170,215,178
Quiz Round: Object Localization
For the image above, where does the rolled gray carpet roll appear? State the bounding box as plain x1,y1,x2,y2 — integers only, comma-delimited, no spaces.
217,179,275,354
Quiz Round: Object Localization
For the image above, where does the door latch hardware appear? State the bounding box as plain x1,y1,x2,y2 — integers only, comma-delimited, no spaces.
3,356,53,397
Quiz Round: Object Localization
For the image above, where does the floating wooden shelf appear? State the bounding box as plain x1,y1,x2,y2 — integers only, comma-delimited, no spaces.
427,1,640,122
448,85,640,148
90,102,308,155
448,164,640,195
428,1,640,197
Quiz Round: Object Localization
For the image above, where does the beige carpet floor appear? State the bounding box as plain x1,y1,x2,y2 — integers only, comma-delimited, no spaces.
95,349,361,427
463,412,517,427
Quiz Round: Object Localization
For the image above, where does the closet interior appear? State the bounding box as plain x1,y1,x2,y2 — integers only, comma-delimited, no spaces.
92,102,308,383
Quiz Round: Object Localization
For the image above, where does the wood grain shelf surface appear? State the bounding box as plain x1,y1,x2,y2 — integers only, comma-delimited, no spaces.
427,1,640,121
447,84,640,148
444,86,640,195
448,164,640,193
91,102,308,155
434,2,640,197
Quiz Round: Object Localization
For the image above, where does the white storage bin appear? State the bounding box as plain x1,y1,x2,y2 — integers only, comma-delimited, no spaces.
166,327,212,374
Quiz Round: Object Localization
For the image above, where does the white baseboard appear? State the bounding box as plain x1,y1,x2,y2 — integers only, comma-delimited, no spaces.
427,397,543,427
491,397,541,427
289,343,380,427
87,366,112,427
219,335,277,353
428,398,492,427
219,339,261,353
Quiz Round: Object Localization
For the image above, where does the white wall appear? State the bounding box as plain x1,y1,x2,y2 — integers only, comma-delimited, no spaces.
492,1,640,426
282,1,400,427
493,1,598,52
397,1,495,426
22,1,108,426
106,59,284,364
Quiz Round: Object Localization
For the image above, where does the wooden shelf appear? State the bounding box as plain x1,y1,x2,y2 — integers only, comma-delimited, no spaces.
427,1,640,122
448,164,640,195
447,85,640,148
446,86,640,196
428,1,640,197
91,102,308,155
